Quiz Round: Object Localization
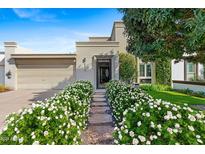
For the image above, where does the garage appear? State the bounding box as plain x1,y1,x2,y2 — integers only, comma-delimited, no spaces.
13,54,76,90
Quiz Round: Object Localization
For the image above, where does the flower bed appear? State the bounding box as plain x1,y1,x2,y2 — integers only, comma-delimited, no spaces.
0,81,93,145
106,80,205,145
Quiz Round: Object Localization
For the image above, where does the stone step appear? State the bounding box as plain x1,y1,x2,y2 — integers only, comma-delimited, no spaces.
89,114,113,125
92,95,106,98
91,102,108,107
90,106,111,114
92,98,107,102
94,92,106,95
81,125,114,145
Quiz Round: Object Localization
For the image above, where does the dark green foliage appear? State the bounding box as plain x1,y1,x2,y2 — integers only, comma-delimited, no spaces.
119,9,205,63
156,59,171,85
119,52,137,82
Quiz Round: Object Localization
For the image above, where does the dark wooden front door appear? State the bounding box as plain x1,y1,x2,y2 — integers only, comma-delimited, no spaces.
97,59,111,89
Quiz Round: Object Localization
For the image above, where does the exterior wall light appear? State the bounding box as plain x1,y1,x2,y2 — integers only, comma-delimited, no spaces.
6,70,12,79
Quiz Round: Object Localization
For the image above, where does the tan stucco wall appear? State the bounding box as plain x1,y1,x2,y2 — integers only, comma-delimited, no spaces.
111,21,127,52
76,42,119,89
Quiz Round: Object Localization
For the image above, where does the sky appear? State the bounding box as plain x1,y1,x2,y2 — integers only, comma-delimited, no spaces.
0,8,123,53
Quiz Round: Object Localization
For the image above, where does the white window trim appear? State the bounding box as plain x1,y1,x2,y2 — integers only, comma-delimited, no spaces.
139,63,152,79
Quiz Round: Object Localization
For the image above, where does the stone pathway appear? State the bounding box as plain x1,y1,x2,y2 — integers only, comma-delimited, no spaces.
81,89,114,144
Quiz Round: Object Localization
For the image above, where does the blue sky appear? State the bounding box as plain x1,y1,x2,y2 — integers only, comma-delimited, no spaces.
0,8,123,53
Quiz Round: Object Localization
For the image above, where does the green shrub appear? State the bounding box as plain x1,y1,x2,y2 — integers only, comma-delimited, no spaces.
106,81,205,145
140,84,171,92
0,81,93,145
119,52,137,82
156,59,171,85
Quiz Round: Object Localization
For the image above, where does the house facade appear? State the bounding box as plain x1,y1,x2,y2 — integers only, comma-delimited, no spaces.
0,21,204,90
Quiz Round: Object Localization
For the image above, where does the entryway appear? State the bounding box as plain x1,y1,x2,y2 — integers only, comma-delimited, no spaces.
96,59,111,89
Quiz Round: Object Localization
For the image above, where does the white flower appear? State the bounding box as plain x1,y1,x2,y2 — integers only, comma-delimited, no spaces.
146,141,151,145
137,121,142,127
146,112,150,117
124,129,128,134
173,129,178,133
129,131,135,137
132,138,139,145
167,128,173,134
176,114,182,118
157,124,162,129
18,137,24,143
14,127,18,132
197,139,203,144
32,141,40,145
118,133,122,140
12,135,18,141
157,132,161,136
44,131,49,136
32,135,36,139
196,135,201,139
41,110,45,115
188,125,195,131
114,139,119,144
175,123,180,129
138,135,146,142
153,135,158,139
188,114,196,122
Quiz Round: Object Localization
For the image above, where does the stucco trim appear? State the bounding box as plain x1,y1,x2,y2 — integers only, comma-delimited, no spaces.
11,54,76,59
76,41,119,47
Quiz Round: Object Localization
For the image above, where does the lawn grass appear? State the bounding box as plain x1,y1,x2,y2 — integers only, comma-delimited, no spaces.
146,90,205,105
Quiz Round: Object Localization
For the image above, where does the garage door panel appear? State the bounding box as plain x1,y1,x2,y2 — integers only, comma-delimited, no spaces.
17,59,76,90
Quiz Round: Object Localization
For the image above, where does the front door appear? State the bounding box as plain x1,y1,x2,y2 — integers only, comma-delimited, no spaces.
97,59,111,89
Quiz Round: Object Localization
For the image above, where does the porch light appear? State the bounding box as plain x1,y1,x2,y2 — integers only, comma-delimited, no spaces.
6,70,12,79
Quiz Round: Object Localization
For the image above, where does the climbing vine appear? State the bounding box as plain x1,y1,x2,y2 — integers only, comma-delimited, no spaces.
155,59,171,85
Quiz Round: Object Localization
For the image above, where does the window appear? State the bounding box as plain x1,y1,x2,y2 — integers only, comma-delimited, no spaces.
139,63,152,77
186,62,196,81
140,64,145,77
146,64,151,77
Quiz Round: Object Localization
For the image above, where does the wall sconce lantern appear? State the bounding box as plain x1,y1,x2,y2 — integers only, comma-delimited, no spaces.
6,70,12,79
82,58,86,71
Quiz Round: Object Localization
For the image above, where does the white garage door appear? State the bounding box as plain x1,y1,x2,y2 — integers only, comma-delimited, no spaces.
16,58,76,90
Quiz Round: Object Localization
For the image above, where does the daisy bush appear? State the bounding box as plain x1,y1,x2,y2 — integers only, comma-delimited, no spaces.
106,80,205,145
0,80,93,145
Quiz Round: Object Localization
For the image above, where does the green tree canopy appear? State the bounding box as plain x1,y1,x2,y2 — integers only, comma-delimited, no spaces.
119,9,205,63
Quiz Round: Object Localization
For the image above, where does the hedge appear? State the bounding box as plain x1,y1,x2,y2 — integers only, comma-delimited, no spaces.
106,80,205,145
0,81,93,145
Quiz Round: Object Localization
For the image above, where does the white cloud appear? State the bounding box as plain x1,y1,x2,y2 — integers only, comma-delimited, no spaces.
12,9,57,22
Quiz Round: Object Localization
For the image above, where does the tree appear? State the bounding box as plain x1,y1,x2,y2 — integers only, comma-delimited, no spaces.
119,9,205,63
119,52,137,82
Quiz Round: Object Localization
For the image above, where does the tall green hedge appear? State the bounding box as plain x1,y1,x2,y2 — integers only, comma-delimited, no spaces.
119,52,137,82
155,59,171,85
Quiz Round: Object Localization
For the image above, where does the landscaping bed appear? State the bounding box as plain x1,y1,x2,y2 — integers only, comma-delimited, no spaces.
106,80,205,145
0,85,10,93
0,80,93,145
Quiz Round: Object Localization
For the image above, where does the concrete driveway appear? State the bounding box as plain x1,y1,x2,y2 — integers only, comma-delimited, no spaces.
0,89,61,129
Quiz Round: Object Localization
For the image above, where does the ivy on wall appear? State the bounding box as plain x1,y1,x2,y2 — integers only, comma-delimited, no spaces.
155,59,171,85
119,52,137,83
